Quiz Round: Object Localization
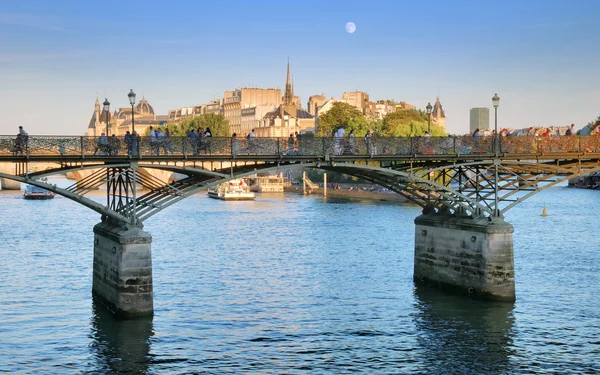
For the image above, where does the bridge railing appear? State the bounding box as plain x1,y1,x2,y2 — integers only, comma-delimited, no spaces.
1,135,599,158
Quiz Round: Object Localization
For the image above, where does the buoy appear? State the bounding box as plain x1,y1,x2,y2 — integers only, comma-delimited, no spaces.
540,204,548,217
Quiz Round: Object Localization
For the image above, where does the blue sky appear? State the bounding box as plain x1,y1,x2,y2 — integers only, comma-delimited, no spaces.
1,0,599,135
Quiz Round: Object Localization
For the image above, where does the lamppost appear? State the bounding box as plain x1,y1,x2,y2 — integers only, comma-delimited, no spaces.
492,93,500,217
103,98,110,136
128,89,136,135
426,102,432,135
127,89,138,223
128,89,137,156
492,93,500,153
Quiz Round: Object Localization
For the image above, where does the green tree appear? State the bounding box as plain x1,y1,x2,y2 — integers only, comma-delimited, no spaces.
346,116,369,136
187,113,230,136
316,102,365,136
381,109,446,137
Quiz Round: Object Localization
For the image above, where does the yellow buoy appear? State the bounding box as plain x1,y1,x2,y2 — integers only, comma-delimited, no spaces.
540,204,548,217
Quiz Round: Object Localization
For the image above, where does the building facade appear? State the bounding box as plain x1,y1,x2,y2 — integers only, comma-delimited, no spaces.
341,91,371,115
257,60,315,137
307,94,327,116
87,96,166,137
470,107,490,133
223,88,282,136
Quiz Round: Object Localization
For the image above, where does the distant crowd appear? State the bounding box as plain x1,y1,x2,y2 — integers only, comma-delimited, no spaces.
472,122,600,137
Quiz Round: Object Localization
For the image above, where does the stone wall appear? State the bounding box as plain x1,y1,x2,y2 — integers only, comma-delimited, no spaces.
414,213,515,301
93,221,154,317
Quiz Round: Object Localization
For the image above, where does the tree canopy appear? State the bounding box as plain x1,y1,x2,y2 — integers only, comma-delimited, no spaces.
316,102,364,136
317,102,446,137
381,109,445,137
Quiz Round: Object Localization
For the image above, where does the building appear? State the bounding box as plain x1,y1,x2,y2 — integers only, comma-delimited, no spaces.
396,101,415,110
307,94,327,116
374,101,397,119
340,91,371,115
166,99,224,124
87,96,166,137
223,88,281,136
470,107,490,133
257,60,315,137
431,97,446,131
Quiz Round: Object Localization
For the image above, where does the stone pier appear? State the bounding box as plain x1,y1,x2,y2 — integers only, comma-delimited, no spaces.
414,213,515,301
92,221,154,318
0,177,21,190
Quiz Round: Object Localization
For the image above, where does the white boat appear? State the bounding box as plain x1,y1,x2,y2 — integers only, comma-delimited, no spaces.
208,179,255,201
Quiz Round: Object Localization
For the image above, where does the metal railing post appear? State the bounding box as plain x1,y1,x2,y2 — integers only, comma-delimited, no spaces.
80,136,84,157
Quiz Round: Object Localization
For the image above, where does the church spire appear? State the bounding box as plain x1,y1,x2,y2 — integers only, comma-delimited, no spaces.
284,58,293,105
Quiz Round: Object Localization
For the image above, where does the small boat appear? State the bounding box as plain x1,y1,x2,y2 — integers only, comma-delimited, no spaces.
208,179,255,201
24,185,55,200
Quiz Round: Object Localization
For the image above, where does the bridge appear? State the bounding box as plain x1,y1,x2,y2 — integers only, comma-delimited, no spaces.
1,134,599,318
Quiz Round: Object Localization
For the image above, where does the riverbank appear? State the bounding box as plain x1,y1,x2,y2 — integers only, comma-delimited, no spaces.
283,184,410,203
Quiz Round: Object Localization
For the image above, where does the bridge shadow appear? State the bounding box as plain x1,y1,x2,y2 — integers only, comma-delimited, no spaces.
88,298,154,374
411,284,516,374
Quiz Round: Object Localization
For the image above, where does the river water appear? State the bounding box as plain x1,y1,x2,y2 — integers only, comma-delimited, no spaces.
0,178,598,374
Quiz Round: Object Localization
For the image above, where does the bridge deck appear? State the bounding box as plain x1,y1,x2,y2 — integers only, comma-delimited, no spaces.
1,135,599,163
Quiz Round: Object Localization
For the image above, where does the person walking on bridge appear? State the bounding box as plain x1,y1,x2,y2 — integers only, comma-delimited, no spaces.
14,126,28,155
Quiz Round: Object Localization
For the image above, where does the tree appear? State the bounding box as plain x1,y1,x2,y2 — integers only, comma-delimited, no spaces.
187,113,230,136
381,109,446,137
316,102,365,136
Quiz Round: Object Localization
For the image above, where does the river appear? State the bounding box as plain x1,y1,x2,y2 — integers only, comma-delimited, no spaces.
0,178,598,374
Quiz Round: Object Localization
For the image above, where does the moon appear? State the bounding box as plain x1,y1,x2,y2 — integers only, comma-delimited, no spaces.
345,22,356,34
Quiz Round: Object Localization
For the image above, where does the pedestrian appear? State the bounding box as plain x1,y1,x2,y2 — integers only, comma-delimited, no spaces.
364,130,372,156
124,131,132,155
15,126,27,155
231,133,239,156
288,133,295,155
248,128,256,153
203,127,212,154
163,128,172,155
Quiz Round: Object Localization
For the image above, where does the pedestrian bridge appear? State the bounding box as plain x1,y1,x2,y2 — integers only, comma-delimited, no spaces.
1,134,599,317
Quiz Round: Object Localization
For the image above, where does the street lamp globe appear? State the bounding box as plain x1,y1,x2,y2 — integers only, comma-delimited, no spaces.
492,93,500,108
426,102,432,115
128,89,136,106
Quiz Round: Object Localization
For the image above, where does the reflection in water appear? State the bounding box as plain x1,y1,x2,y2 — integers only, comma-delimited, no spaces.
88,299,154,374
412,285,516,374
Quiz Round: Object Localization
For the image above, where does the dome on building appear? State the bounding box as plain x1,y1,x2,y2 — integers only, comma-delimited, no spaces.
135,97,155,116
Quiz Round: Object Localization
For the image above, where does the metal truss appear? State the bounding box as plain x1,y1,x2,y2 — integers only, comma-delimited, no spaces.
0,162,229,225
323,158,600,218
1,154,599,224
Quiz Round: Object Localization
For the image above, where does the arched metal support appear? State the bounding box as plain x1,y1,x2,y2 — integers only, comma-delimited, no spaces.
3,157,600,223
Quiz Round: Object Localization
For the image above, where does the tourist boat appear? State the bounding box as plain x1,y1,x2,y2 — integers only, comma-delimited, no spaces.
208,178,255,201
23,185,55,200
